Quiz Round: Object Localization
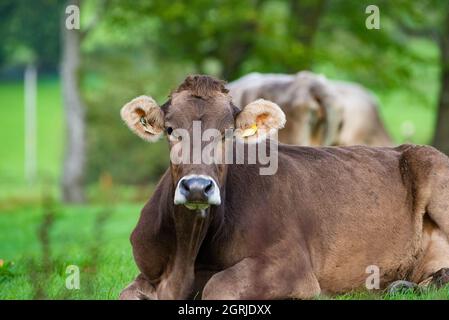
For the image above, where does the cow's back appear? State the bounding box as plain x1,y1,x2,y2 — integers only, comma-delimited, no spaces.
227,73,294,107
331,81,392,146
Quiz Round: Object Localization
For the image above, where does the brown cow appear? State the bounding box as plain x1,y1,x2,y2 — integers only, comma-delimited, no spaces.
227,71,393,147
119,75,449,299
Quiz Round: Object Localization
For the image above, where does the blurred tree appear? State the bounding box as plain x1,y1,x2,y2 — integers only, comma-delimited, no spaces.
82,48,176,185
105,0,263,80
61,0,86,203
61,0,106,203
379,0,449,154
288,0,326,71
433,10,449,155
104,0,435,87
105,0,330,80
0,0,63,73
0,0,63,187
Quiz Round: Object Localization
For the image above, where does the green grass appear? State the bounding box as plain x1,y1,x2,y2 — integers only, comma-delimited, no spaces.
333,288,449,300
0,202,140,299
0,203,448,300
0,77,63,199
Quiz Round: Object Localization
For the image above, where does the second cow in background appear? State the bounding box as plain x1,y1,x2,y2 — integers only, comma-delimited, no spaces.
227,71,393,147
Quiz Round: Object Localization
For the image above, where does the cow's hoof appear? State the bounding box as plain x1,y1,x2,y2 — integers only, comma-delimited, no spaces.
386,280,417,294
430,268,449,288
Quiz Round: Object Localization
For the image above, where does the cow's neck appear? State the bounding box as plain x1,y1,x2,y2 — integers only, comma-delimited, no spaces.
158,205,212,299
173,206,211,263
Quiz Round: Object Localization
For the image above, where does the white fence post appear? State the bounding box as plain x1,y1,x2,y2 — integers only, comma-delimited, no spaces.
24,63,37,185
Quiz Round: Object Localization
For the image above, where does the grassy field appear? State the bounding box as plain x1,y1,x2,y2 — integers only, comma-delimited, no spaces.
0,77,63,203
0,77,446,300
0,202,140,299
1,202,448,300
0,78,63,185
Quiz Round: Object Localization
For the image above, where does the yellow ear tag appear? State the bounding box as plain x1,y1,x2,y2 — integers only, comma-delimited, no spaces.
241,124,258,138
144,127,158,135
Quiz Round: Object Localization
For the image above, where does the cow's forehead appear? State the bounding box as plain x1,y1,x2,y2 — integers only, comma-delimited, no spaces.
165,91,233,124
170,90,230,104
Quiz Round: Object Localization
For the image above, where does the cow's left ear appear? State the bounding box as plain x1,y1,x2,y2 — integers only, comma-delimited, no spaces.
234,99,286,143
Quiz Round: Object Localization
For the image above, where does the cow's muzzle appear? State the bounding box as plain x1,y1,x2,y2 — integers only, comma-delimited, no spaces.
174,175,221,210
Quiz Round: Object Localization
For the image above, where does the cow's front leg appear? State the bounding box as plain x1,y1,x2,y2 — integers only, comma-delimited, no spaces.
201,257,321,300
418,268,449,289
119,274,157,300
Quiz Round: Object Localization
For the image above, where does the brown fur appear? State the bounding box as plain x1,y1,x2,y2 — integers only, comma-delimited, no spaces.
119,76,449,300
173,74,229,98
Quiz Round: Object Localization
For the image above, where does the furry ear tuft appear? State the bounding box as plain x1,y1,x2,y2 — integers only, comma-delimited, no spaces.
120,95,164,142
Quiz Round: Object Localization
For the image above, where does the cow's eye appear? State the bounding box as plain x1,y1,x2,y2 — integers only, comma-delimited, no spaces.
166,127,173,135
167,128,182,142
140,117,147,126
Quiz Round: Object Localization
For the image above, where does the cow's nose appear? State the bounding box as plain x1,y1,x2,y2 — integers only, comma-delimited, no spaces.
174,175,221,208
179,177,214,203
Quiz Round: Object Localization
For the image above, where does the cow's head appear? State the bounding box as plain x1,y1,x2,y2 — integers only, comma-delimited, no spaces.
279,71,343,146
121,75,285,212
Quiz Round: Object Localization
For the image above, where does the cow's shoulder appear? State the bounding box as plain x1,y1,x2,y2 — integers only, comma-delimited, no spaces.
398,144,449,181
398,144,448,163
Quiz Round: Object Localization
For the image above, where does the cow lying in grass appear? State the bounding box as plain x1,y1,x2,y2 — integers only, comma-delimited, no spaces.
119,75,449,299
227,71,393,147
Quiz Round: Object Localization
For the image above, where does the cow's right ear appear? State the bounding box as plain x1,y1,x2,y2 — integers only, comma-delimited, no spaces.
120,95,165,142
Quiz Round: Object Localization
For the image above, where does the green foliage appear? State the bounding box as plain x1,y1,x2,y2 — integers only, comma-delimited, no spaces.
95,0,443,87
105,0,262,80
82,49,184,185
79,0,441,186
0,0,64,71
0,261,16,283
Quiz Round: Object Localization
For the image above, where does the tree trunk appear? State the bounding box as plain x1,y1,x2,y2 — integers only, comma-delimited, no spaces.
60,0,86,203
220,25,255,81
433,10,449,156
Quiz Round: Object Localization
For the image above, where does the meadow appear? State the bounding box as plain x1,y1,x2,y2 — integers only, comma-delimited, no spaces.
0,77,447,300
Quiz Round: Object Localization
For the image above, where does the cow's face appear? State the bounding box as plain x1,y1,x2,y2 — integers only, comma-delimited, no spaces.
121,75,285,212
